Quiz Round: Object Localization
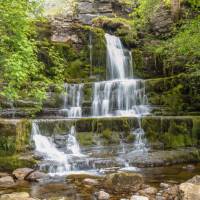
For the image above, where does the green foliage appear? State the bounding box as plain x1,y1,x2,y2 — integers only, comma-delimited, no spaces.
132,0,161,26
186,0,200,9
0,0,48,102
163,16,200,74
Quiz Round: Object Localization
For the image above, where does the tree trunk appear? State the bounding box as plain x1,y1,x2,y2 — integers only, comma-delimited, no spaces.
171,0,181,21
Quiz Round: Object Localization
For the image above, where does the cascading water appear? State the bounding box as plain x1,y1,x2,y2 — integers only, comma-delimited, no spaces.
66,126,84,157
92,33,149,117
32,122,70,176
105,33,133,79
32,33,150,177
60,83,83,118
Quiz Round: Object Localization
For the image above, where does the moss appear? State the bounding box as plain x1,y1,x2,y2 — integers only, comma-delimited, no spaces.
125,134,135,143
101,129,120,145
161,120,195,148
192,117,200,144
15,119,31,152
142,117,162,143
0,155,36,172
77,132,95,146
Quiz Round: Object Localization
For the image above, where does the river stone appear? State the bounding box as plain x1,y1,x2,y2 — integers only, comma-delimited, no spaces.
140,186,157,195
25,171,47,182
13,168,34,180
0,176,15,187
160,183,170,189
179,182,200,200
83,178,99,186
97,190,110,200
0,192,30,200
104,172,143,192
130,195,149,200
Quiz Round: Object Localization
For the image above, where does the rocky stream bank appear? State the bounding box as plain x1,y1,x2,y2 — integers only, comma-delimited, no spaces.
0,165,200,200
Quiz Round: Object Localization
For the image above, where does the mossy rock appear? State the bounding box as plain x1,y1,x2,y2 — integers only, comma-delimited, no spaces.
0,155,36,172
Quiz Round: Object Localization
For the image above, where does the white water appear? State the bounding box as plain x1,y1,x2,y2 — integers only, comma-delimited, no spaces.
32,33,149,176
132,118,148,152
105,33,133,79
92,79,149,117
60,83,83,118
66,126,84,157
32,123,70,176
92,33,149,117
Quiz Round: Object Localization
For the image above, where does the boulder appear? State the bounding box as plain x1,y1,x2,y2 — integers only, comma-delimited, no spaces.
0,176,15,187
179,182,200,200
130,195,149,200
104,172,143,193
25,171,47,182
97,190,110,200
13,168,34,180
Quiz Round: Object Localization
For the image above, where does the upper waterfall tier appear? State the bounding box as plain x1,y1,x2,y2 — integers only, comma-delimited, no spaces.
105,33,133,80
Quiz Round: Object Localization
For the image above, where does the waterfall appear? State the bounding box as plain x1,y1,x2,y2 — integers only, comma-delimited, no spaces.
66,126,84,157
60,83,83,118
91,33,149,117
92,79,149,117
32,122,70,176
132,118,148,152
105,33,133,79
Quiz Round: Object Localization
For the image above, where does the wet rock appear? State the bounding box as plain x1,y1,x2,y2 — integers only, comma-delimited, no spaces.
104,172,143,193
83,178,99,186
66,172,102,182
25,171,47,182
13,168,34,180
0,176,15,187
130,195,149,200
97,190,110,200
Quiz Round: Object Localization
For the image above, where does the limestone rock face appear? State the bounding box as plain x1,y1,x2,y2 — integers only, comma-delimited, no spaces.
150,5,173,37
13,168,34,180
104,172,143,192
